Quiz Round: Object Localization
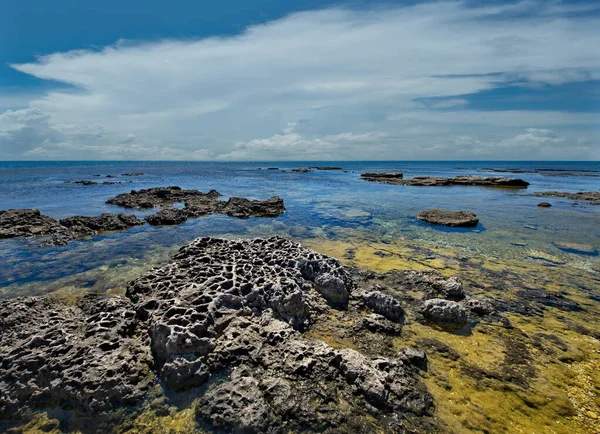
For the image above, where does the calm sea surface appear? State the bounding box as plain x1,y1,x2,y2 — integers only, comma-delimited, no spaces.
1,160,599,296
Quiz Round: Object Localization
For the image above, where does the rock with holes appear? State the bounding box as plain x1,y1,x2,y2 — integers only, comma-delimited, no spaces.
0,209,66,239
363,290,404,322
421,299,468,326
0,295,154,418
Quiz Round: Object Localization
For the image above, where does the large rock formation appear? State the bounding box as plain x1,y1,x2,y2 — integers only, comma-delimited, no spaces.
361,172,403,179
417,209,479,227
4,237,504,431
60,213,145,235
364,175,529,188
107,186,220,209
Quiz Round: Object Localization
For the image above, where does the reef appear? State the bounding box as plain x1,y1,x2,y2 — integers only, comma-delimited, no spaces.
363,175,530,188
416,209,479,227
529,191,600,205
311,166,342,170
291,168,312,172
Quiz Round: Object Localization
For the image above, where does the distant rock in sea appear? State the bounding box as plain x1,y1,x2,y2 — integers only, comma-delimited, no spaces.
530,191,600,205
361,171,403,179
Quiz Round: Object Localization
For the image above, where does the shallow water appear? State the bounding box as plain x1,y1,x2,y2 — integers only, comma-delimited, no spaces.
1,161,599,433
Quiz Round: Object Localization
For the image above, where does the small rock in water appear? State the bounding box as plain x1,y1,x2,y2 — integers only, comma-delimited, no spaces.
538,202,552,207
417,209,479,227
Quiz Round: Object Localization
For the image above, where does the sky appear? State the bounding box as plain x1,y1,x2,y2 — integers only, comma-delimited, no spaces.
1,0,599,161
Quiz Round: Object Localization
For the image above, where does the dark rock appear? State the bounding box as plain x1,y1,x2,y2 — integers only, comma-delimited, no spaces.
365,175,529,188
60,213,145,235
421,299,468,326
107,186,219,209
311,166,342,170
68,180,99,185
363,290,404,322
0,209,65,239
220,196,285,218
530,191,600,205
361,172,403,179
417,209,479,227
398,347,428,371
122,173,144,176
464,298,495,315
356,313,402,334
145,208,188,225
291,168,311,172
538,202,552,207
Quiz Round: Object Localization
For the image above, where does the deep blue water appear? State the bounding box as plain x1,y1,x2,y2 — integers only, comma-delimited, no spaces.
1,161,599,296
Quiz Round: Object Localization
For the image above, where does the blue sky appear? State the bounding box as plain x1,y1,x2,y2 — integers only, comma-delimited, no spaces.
1,0,599,160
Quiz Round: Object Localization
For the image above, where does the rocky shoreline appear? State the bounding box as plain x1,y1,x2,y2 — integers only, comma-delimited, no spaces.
528,191,600,205
0,236,500,433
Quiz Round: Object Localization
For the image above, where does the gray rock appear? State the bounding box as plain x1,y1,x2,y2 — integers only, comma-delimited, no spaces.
421,299,468,326
363,290,404,322
364,175,529,188
398,347,428,371
0,209,65,239
145,207,188,225
464,298,495,315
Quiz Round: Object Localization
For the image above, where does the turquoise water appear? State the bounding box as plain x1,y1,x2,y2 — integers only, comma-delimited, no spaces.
1,161,599,297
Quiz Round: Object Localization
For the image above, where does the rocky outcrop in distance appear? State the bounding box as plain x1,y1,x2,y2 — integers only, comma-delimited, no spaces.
0,209,66,240
364,175,530,188
417,209,479,227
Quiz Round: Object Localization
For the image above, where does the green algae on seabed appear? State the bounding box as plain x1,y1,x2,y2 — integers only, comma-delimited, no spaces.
304,236,600,434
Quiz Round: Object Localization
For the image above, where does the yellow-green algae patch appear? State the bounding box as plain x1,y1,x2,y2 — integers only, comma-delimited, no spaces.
304,236,600,434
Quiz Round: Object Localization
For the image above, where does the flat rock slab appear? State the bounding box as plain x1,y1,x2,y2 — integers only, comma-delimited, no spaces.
553,241,598,256
361,172,404,179
417,209,479,227
364,175,529,188
531,191,600,205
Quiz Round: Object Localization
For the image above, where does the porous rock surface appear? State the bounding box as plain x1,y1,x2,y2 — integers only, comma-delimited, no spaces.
417,209,479,227
0,295,154,417
60,213,145,235
421,299,468,326
364,175,529,188
126,236,434,431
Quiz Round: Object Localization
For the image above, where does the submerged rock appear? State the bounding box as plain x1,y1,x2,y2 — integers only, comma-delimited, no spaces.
145,208,188,225
530,191,600,205
0,209,65,239
421,299,468,326
538,202,552,207
417,209,479,227
291,168,311,172
365,175,529,188
553,241,598,256
311,166,342,170
122,172,144,176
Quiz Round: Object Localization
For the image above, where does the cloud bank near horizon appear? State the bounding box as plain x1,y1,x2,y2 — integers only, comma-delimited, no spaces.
1,1,599,160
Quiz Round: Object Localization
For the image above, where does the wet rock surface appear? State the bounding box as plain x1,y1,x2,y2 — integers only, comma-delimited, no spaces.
553,241,598,256
364,175,530,188
538,202,552,207
107,186,220,209
417,209,479,227
291,167,311,172
0,209,65,239
530,191,600,204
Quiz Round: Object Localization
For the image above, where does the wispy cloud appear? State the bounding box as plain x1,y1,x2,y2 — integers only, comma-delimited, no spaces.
2,0,599,160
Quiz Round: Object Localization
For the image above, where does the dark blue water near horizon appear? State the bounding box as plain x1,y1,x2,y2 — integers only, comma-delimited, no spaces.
1,160,599,297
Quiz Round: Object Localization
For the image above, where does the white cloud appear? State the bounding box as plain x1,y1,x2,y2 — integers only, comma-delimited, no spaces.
1,0,599,160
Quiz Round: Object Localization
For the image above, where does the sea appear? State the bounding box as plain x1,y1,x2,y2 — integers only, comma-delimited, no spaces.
1,160,599,297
